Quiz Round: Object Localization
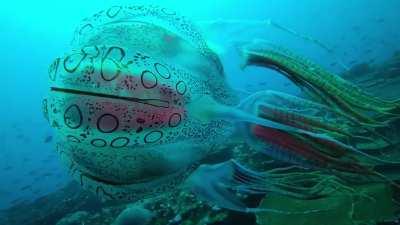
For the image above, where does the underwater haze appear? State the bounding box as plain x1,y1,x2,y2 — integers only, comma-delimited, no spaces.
1,1,400,225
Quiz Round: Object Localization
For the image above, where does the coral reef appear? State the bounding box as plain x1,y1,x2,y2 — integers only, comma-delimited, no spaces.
112,205,153,225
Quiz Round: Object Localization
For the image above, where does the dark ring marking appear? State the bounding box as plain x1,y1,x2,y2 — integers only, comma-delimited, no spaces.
107,6,122,18
82,45,100,58
144,130,163,143
175,81,187,95
91,139,107,147
104,46,126,61
64,104,83,129
98,160,113,170
110,137,130,148
67,135,80,143
80,174,84,186
161,8,176,15
79,23,94,35
63,53,87,73
168,113,181,127
48,58,60,81
70,167,79,177
42,98,48,119
141,70,158,89
154,63,171,79
101,58,121,81
101,46,126,81
97,113,119,133
96,185,116,200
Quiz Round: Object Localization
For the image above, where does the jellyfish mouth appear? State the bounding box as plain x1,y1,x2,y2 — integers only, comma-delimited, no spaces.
71,156,178,186
80,170,179,186
51,86,170,108
103,19,155,27
81,171,134,186
73,164,195,201
77,163,190,187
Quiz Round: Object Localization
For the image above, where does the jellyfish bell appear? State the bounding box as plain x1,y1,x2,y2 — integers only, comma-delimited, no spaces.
71,5,227,87
43,5,240,201
45,46,224,199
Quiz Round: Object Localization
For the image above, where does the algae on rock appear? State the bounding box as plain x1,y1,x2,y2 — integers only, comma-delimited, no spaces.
256,183,399,225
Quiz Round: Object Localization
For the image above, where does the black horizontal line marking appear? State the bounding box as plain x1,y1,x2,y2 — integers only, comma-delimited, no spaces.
82,171,160,186
51,87,169,108
82,172,129,186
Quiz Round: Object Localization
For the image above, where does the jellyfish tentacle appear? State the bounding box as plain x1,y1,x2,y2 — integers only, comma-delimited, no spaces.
239,88,400,170
241,90,394,149
240,41,400,125
185,160,266,212
251,125,377,174
185,160,338,213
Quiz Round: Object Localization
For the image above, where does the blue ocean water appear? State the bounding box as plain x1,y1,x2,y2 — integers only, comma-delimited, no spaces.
0,0,399,224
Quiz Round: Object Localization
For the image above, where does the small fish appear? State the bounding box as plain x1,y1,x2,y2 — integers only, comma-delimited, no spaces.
32,189,41,195
55,182,65,189
20,185,32,191
258,82,267,86
376,18,385,23
364,49,373,54
42,172,54,177
352,25,361,31
12,179,21,184
56,173,65,178
283,82,291,87
41,158,53,163
22,157,31,163
33,176,43,182
44,135,53,143
45,153,56,159
349,60,357,65
330,62,337,66
3,166,13,171
28,170,38,176
10,197,26,205
0,189,10,196
22,137,31,143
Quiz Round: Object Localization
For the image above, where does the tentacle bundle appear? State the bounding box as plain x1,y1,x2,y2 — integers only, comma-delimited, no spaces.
241,41,400,126
238,41,400,188
185,160,354,213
